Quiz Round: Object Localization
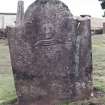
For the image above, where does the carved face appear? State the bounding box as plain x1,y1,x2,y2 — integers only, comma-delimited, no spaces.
42,23,55,39
34,21,61,59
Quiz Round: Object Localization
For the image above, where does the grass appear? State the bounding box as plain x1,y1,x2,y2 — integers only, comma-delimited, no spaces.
92,35,105,92
0,40,16,105
0,34,105,105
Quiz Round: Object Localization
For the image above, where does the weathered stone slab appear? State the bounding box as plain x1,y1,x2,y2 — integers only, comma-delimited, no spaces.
16,0,24,26
74,17,93,100
8,0,93,105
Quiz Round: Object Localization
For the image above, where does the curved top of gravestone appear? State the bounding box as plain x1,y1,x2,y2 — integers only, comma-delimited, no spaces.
21,0,74,48
24,0,73,20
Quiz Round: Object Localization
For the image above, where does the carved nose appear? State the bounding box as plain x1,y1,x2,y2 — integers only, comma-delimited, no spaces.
44,26,52,33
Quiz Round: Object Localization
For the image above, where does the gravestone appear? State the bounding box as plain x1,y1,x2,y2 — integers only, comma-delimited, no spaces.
74,16,93,100
16,0,24,26
8,0,93,105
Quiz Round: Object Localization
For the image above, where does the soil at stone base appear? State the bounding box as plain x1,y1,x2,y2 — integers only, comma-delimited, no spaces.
93,88,105,98
68,87,105,105
80,88,105,105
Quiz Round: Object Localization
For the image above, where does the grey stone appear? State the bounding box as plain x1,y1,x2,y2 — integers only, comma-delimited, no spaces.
74,17,93,100
16,0,24,26
8,0,93,105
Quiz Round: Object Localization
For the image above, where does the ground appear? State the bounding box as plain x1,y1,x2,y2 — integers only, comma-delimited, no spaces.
92,35,105,93
0,40,16,105
0,35,105,105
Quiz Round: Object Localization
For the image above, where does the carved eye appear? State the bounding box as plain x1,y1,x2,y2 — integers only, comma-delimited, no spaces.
42,23,54,33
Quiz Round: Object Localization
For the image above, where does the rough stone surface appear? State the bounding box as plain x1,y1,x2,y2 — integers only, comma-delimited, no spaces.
16,0,24,26
8,0,93,105
74,17,93,100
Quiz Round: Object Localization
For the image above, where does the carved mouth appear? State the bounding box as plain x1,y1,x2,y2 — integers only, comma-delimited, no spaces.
45,33,53,39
